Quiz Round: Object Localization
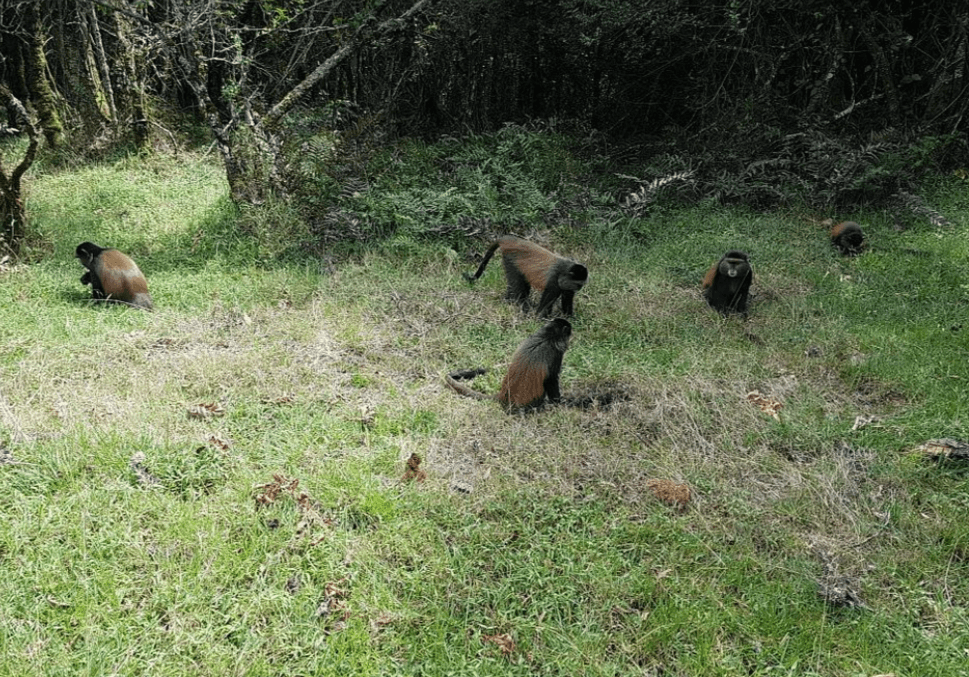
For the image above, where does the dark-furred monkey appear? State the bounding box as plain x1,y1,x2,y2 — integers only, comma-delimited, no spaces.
830,221,865,256
702,250,752,316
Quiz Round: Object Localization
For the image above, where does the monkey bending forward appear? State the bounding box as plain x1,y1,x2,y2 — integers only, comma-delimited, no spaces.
76,241,153,310
463,235,588,316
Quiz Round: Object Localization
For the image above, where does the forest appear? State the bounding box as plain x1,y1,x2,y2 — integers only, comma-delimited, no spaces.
1,1,969,676
1,0,967,249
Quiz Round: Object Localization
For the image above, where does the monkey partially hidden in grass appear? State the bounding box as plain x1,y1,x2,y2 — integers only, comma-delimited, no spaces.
830,221,865,256
702,250,752,316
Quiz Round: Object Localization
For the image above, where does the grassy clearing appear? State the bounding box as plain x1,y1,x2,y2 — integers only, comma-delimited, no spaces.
1,138,968,676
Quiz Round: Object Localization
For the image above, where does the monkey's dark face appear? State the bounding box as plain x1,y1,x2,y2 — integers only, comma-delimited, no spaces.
718,252,750,279
543,318,572,351
75,242,103,269
559,264,588,291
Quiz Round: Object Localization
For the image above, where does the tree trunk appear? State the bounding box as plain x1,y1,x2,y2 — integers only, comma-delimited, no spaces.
0,87,41,255
107,9,150,149
25,1,64,147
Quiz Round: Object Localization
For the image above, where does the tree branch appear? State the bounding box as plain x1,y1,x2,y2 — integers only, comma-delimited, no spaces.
262,0,430,130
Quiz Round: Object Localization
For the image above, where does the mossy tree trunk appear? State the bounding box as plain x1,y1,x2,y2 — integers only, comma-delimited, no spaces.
24,1,64,148
105,9,150,150
0,87,40,255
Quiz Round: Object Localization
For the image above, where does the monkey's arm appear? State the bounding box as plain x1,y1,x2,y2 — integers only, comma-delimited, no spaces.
535,284,562,317
559,290,575,316
543,354,564,402
543,373,562,402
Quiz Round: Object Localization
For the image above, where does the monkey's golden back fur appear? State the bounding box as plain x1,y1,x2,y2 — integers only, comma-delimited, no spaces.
97,249,153,309
497,236,556,290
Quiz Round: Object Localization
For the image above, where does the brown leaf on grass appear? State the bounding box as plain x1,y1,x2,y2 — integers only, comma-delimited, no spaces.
253,474,333,543
370,612,395,631
402,453,427,482
262,394,295,406
851,415,877,431
816,550,868,609
746,390,782,420
482,632,515,657
645,479,691,511
254,474,300,507
324,578,348,599
187,402,225,419
359,404,376,429
918,438,969,461
316,577,351,633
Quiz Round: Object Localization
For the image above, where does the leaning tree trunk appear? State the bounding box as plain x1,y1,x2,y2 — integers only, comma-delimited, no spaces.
0,87,41,255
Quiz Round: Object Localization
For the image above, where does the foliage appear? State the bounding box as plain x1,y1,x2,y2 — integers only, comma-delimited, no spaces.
4,0,968,188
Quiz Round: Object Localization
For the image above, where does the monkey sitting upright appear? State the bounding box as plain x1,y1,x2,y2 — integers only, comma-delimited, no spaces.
702,250,753,316
463,235,588,316
830,221,865,256
76,241,153,310
445,318,572,410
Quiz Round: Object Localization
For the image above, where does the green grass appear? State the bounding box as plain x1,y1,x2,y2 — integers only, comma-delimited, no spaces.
1,137,968,676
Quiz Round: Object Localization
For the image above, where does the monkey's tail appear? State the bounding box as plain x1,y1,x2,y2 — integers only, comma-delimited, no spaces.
444,368,492,400
462,241,500,284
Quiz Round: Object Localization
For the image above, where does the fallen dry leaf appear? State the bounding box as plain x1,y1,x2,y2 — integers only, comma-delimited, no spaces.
747,390,782,420
482,632,515,657
129,452,159,486
918,438,969,461
402,453,427,482
207,435,231,451
187,402,225,419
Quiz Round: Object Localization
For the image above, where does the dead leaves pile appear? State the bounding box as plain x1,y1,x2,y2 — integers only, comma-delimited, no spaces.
254,474,334,544
315,577,351,635
918,438,969,462
482,632,516,658
129,451,160,487
254,475,354,634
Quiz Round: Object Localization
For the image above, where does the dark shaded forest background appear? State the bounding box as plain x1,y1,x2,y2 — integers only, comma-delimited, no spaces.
1,0,967,253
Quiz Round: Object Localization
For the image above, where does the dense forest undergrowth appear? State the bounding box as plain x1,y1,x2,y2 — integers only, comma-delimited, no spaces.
1,130,969,675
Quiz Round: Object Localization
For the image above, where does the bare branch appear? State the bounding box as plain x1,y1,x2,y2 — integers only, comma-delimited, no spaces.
262,0,430,130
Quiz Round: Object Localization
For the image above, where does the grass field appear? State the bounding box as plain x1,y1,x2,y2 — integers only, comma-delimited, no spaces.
1,137,968,676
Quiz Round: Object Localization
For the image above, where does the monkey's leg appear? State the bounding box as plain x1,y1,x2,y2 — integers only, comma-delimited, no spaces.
505,269,531,309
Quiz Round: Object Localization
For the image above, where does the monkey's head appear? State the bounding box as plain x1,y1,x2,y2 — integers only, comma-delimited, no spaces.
831,222,864,254
559,263,589,291
718,251,750,279
541,317,573,352
75,242,104,269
